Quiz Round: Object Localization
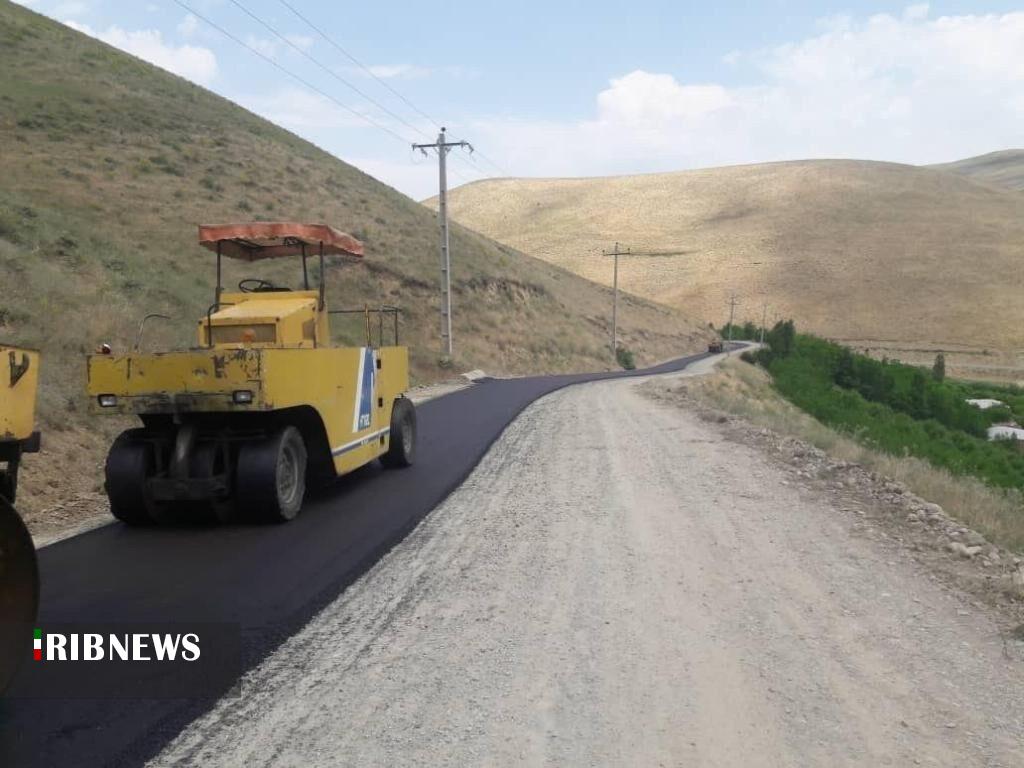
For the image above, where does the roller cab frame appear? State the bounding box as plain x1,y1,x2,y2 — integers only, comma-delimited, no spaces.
87,222,416,524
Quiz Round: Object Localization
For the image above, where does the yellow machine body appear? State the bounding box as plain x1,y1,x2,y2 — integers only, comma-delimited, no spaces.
196,291,329,349
89,221,413,524
1,345,39,444
87,292,409,476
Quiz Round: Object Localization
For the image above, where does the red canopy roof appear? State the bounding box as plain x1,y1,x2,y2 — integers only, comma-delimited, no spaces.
198,222,364,261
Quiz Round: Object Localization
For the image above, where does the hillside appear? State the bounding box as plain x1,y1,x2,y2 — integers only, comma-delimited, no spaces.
437,159,1024,375
0,0,710,522
930,150,1024,191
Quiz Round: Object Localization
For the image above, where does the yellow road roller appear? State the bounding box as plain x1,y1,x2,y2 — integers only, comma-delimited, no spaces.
0,343,41,692
87,222,416,524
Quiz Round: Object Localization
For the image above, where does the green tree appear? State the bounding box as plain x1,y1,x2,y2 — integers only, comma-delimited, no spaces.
932,353,946,382
835,347,856,389
616,346,636,370
908,369,928,419
767,319,796,357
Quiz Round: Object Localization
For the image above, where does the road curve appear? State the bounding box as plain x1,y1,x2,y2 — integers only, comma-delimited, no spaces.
0,350,711,768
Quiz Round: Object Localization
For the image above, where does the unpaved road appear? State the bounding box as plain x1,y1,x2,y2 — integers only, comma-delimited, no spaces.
152,372,1024,767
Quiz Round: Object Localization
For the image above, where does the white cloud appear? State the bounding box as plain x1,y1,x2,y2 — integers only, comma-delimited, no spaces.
285,33,314,51
245,35,279,59
596,71,732,124
64,21,218,85
467,6,1024,182
359,64,432,80
243,33,314,60
177,13,198,38
238,87,368,130
348,156,459,198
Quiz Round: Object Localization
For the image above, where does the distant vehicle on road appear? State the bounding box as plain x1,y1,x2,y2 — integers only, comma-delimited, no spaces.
708,340,724,353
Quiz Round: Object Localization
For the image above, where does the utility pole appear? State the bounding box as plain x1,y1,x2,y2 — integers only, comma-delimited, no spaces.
602,242,630,357
759,300,768,345
726,292,739,348
414,127,473,358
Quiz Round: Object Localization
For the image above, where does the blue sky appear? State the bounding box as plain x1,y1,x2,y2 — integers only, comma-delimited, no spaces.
15,1,1024,198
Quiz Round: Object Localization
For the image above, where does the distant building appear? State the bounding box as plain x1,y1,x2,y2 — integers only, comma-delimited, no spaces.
967,398,1005,410
987,425,1024,442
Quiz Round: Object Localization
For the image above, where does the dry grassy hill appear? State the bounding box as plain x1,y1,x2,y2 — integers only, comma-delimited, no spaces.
930,150,1024,191
0,0,710,524
438,159,1024,379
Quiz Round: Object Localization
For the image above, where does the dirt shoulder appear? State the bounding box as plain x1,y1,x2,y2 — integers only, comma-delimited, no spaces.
152,371,1024,767
642,362,1024,627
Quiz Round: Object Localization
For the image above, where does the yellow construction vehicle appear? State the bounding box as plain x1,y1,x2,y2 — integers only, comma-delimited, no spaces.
0,344,41,692
87,222,416,524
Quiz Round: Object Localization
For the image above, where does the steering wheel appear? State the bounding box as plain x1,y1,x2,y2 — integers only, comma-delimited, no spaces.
238,278,290,293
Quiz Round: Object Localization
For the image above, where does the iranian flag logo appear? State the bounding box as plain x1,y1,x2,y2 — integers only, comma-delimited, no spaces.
33,628,42,661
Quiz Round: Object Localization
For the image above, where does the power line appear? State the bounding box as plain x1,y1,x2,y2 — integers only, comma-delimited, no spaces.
224,0,431,142
177,1,526,196
270,1,535,193
275,0,444,132
464,146,517,180
171,0,415,146
270,1,527,189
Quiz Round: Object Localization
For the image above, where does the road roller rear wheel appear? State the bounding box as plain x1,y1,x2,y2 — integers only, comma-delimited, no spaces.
105,430,157,526
236,426,307,523
0,496,39,693
381,397,416,468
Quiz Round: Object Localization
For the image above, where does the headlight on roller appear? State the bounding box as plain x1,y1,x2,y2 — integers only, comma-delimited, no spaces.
232,390,254,404
97,394,118,407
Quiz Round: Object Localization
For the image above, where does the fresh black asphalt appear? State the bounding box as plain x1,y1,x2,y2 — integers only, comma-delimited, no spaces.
0,350,711,767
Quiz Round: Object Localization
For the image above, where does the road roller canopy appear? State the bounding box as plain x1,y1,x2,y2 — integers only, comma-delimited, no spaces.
198,222,364,261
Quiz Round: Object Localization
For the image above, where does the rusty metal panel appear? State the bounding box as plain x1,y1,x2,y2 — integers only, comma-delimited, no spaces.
87,349,263,413
0,345,39,442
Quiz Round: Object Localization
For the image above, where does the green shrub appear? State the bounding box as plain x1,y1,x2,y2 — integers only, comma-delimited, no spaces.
616,346,636,370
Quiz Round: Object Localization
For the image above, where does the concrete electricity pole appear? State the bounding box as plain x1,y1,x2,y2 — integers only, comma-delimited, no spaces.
726,292,739,346
602,243,630,357
760,300,768,345
414,127,473,358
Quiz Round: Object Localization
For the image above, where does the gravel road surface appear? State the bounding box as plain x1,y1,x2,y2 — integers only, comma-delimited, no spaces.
152,372,1024,767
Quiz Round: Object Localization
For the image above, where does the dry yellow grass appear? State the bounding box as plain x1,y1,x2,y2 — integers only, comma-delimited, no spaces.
930,149,1024,191
671,358,1024,553
436,159,1024,362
